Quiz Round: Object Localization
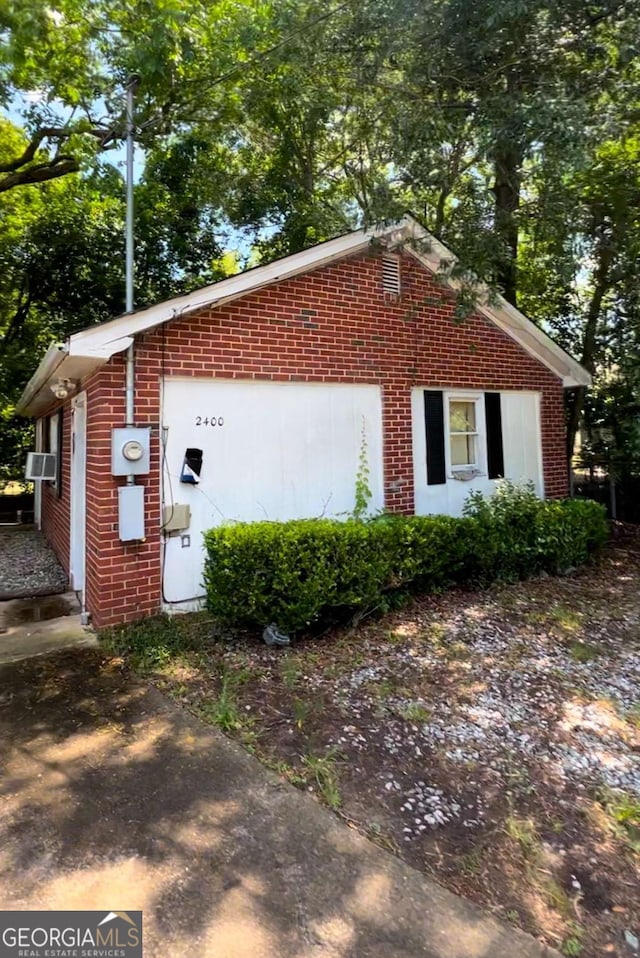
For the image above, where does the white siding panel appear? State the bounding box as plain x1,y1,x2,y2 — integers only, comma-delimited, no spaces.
162,378,384,604
501,391,544,496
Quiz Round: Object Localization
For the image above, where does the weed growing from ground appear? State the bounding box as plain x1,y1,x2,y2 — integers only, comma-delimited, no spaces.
301,749,343,809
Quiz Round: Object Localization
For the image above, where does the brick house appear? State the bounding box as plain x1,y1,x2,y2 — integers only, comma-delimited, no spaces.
17,214,589,627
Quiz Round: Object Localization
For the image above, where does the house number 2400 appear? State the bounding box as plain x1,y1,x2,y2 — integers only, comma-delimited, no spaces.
195,416,224,426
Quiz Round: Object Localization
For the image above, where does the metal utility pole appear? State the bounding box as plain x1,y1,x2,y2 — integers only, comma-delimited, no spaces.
124,75,139,442
125,75,139,315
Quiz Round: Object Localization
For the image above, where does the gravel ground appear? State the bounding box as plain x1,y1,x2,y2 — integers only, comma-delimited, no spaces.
0,528,67,599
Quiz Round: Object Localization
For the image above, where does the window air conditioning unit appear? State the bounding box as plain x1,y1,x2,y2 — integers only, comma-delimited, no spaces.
25,452,57,481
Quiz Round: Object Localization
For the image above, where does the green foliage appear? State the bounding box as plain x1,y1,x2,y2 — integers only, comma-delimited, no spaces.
463,481,608,581
301,748,343,809
196,673,245,732
0,117,226,479
600,788,640,853
352,420,372,521
4,0,640,478
101,611,209,671
203,488,608,634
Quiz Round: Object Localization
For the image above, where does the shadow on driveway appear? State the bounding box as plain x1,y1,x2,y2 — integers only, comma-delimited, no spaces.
0,649,558,958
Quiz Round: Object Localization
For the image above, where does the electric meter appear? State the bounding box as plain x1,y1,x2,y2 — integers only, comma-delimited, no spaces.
123,439,144,462
111,427,151,475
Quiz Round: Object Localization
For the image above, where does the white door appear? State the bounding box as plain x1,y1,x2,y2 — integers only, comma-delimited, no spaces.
162,378,384,605
70,392,87,591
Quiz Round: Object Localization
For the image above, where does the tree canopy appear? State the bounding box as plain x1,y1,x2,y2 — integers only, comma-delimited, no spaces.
1,0,640,479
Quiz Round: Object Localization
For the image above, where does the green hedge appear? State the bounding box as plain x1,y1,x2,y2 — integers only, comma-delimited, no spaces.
203,486,608,634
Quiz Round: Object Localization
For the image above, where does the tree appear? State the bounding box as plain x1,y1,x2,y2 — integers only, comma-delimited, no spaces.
0,115,229,479
3,0,640,476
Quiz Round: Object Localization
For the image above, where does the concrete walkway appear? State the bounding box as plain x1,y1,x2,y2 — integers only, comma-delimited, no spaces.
0,594,96,665
0,649,559,958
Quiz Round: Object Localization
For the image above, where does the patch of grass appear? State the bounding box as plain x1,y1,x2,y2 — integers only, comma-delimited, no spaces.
424,622,447,645
365,821,397,853
542,877,573,918
364,678,396,701
395,700,431,723
446,639,472,661
600,789,640,852
280,657,302,689
262,756,307,788
290,693,325,731
238,727,258,751
626,703,640,729
505,815,540,859
525,605,585,635
550,605,584,633
562,938,582,957
196,672,249,733
323,650,365,680
301,748,343,809
567,640,600,663
460,846,483,876
100,612,212,672
561,925,585,956
292,697,311,730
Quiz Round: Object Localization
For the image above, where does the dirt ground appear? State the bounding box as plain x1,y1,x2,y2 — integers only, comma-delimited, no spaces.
105,525,640,958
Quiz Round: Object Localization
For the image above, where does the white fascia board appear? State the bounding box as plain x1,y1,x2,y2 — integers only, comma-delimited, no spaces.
68,227,388,357
68,336,133,359
69,216,426,358
16,343,68,416
404,240,590,388
18,221,416,418
16,343,118,418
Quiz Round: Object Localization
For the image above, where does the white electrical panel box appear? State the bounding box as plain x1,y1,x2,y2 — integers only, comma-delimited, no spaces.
112,427,151,476
118,485,145,541
162,504,191,532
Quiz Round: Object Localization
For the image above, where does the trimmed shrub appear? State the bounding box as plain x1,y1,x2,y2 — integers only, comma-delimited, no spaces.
203,487,608,634
464,482,609,580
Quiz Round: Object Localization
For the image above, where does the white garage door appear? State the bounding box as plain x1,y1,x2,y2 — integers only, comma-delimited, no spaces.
162,378,384,604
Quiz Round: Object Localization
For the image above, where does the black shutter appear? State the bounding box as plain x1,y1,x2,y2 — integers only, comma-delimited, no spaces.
424,390,446,485
485,392,504,480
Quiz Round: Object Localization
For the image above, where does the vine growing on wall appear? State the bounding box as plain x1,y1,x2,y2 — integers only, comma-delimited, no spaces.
353,419,372,521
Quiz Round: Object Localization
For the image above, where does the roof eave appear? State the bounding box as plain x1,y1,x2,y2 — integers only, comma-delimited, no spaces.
15,344,125,418
16,343,68,417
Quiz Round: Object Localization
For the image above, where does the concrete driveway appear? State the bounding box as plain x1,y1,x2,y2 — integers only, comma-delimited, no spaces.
0,649,558,958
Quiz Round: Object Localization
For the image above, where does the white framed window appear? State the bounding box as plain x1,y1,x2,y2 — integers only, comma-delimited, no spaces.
445,392,485,477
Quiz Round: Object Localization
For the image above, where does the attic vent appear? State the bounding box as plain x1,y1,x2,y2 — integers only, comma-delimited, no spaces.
382,254,401,296
25,451,57,481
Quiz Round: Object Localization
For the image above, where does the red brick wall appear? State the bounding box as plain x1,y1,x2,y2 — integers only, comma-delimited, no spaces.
43,248,569,627
40,404,71,579
82,361,163,627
